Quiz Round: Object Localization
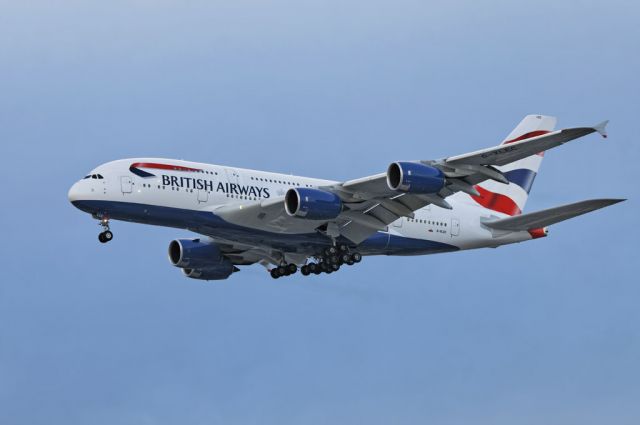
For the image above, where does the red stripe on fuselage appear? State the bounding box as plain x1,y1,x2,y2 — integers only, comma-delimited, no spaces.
471,185,521,216
130,162,202,172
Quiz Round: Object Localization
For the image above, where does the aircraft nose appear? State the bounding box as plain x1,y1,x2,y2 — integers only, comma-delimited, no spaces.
68,182,82,203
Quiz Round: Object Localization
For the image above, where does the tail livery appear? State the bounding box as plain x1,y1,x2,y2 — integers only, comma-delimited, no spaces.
470,115,556,215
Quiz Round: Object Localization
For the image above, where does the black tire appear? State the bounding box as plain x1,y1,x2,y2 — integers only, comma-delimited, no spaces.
308,263,317,273
98,232,107,243
346,260,354,266
320,262,329,272
287,264,298,274
103,230,113,241
325,246,337,256
270,269,280,279
351,252,362,263
331,263,340,271
301,265,310,276
278,265,287,276
338,244,348,252
340,253,350,263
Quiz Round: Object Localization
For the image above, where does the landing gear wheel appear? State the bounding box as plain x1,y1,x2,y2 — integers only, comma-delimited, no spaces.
278,265,288,276
287,264,298,275
309,263,319,274
301,265,310,276
351,252,362,263
270,269,280,279
340,253,351,264
324,246,337,256
97,216,112,244
331,263,340,272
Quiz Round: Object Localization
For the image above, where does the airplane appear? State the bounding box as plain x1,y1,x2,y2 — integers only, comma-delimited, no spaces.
68,115,624,280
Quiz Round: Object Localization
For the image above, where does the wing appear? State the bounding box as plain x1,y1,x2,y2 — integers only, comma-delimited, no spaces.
211,119,609,245
482,198,624,231
444,120,608,167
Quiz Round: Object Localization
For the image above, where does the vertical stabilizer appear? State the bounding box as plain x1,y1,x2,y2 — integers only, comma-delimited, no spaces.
469,115,557,215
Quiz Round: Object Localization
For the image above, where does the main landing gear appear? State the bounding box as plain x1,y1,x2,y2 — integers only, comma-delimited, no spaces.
270,245,362,279
97,217,113,243
270,263,298,279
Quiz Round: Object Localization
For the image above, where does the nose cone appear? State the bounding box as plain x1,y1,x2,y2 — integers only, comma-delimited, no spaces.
68,182,82,203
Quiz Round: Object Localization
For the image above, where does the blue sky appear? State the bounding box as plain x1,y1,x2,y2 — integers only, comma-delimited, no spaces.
0,1,638,424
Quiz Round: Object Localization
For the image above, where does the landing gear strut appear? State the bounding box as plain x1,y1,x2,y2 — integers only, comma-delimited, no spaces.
97,217,113,243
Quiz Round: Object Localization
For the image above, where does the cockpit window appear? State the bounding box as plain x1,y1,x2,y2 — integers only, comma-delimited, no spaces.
83,175,91,179
97,174,103,179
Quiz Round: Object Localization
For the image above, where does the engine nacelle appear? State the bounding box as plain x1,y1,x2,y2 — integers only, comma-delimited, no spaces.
387,162,445,194
182,264,235,281
168,238,226,269
285,188,342,220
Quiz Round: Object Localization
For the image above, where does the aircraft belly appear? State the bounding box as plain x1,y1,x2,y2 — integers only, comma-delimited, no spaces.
71,200,458,255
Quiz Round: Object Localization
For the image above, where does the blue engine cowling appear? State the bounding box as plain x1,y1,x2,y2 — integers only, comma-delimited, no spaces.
386,162,445,194
168,238,226,269
168,239,235,280
285,188,342,220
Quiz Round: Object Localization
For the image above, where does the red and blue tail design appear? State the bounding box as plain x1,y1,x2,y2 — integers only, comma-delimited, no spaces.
468,115,556,215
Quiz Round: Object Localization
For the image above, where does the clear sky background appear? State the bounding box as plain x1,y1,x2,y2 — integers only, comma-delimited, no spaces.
0,1,638,424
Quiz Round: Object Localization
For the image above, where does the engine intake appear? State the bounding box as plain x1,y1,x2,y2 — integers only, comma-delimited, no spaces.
168,238,225,269
285,188,342,220
387,162,445,194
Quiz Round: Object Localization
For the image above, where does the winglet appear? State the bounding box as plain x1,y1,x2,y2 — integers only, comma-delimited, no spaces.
593,120,609,138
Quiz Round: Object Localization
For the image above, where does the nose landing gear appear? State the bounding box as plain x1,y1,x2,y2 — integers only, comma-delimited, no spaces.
97,217,113,243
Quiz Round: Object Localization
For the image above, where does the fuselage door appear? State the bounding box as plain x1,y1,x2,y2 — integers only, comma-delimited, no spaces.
121,176,132,194
451,218,460,236
197,189,209,203
392,218,403,228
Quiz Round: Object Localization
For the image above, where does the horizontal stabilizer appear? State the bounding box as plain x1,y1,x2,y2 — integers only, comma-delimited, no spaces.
484,198,625,231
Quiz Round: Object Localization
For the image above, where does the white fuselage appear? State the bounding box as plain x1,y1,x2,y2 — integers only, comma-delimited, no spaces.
68,158,537,258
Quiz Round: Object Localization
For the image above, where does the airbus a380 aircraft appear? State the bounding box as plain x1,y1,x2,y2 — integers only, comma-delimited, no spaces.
68,115,624,280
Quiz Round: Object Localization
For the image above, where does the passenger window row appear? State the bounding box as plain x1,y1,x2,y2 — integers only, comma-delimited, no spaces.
408,218,447,227
249,176,312,187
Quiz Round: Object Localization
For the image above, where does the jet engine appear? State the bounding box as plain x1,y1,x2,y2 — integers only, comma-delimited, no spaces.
285,188,342,220
168,238,225,268
387,162,445,194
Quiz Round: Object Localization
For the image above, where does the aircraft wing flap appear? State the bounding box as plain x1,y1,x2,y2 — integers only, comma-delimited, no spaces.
483,198,624,231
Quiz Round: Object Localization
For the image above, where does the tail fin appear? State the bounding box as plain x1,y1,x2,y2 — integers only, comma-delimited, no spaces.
470,115,557,215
